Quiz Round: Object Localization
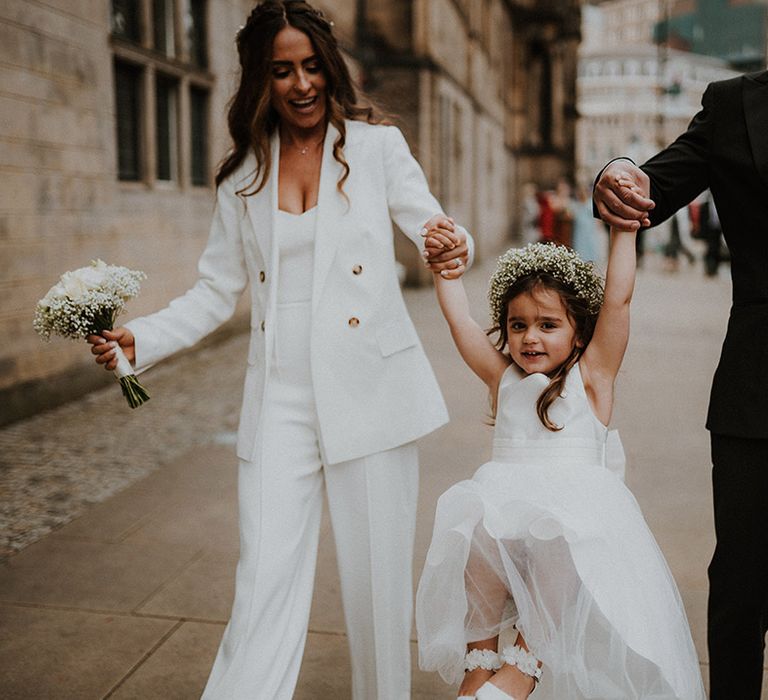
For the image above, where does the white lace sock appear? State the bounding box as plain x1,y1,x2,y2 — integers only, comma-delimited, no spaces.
499,644,542,682
464,648,503,672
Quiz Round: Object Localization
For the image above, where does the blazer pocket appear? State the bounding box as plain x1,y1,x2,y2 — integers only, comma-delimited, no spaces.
376,318,418,357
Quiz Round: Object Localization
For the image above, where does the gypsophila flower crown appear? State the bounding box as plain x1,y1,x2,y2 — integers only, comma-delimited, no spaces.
488,243,605,322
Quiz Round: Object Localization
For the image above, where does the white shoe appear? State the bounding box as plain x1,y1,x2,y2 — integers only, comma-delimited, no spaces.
457,696,476,700
475,682,516,700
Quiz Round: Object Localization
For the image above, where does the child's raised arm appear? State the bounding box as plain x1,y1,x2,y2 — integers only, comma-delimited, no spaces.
432,270,509,390
581,225,637,393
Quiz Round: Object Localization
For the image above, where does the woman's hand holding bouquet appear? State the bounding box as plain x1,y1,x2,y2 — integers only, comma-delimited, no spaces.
87,327,135,372
33,259,150,408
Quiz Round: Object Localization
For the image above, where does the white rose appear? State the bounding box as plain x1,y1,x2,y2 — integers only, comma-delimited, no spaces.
60,271,89,300
48,281,66,299
76,265,108,290
40,282,66,307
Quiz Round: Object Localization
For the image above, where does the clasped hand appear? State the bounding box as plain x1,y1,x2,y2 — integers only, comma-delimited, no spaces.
593,160,655,230
420,214,467,279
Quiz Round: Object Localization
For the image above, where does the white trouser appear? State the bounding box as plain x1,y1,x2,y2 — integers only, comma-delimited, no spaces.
202,304,418,699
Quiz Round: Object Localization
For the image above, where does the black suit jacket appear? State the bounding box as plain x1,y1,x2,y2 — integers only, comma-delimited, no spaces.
641,70,768,438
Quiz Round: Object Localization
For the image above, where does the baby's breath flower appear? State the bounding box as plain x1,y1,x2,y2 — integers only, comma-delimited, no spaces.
33,260,149,408
33,261,145,341
488,243,604,322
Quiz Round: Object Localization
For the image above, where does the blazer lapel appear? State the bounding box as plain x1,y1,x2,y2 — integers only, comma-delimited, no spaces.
243,134,279,268
312,123,347,312
743,72,768,190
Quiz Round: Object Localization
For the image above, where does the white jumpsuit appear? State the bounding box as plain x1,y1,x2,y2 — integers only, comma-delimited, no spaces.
202,207,418,699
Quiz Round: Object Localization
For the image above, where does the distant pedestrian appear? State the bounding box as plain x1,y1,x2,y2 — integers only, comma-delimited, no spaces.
570,184,599,262
536,190,555,243
550,179,573,247
416,231,704,698
593,69,768,700
700,189,725,277
87,2,471,698
663,205,696,272
520,182,540,245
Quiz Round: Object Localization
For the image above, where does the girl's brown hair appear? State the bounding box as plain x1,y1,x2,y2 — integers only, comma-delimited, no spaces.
490,272,599,431
215,0,385,195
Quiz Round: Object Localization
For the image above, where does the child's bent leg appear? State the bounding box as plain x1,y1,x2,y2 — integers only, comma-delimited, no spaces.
465,526,511,637
459,526,517,697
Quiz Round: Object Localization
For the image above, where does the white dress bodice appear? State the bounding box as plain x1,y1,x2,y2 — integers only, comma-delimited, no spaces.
492,364,610,469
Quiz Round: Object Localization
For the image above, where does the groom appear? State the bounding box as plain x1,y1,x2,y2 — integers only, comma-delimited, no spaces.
593,70,768,700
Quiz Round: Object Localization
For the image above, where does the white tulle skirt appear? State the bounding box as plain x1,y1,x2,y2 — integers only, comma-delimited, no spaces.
416,459,705,699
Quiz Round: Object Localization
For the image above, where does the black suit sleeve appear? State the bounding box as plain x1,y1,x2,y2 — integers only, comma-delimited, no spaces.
641,84,713,225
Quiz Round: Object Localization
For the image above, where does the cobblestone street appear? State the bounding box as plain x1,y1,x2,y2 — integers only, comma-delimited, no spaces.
0,333,246,559
2,250,764,698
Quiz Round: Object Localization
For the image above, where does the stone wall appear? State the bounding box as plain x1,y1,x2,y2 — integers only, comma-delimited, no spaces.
0,0,253,423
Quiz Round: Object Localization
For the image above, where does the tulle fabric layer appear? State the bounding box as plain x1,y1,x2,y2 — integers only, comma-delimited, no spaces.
416,460,705,699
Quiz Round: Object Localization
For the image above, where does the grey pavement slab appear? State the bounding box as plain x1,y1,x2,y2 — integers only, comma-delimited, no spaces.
294,635,454,700
0,534,201,611
136,549,237,622
1,254,764,698
0,603,175,699
108,621,222,699
53,444,237,548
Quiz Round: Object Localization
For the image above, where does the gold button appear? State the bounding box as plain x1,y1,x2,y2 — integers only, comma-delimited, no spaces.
259,270,266,283
348,317,360,327
352,264,363,275
260,320,265,331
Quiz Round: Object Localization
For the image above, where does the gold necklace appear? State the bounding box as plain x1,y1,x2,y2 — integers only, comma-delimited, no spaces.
287,138,321,156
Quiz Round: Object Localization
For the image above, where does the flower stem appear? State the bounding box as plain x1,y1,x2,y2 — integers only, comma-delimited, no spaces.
119,375,150,409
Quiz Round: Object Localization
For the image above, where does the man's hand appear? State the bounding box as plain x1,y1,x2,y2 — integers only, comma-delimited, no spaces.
594,160,655,230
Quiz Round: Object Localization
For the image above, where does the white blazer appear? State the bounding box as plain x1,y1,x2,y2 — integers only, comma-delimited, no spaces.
126,121,473,465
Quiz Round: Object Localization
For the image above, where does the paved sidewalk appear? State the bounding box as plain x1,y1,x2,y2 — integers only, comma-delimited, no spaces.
1,251,761,698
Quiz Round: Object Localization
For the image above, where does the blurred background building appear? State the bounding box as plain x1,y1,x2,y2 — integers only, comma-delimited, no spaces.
576,0,747,186
1,0,579,424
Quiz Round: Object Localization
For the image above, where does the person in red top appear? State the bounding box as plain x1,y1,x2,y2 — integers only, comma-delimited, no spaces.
536,190,555,243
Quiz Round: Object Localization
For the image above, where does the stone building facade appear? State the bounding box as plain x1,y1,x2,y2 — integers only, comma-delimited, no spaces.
1,0,579,423
316,0,582,278
577,0,737,186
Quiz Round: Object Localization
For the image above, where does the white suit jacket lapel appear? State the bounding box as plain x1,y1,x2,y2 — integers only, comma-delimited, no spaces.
312,123,347,312
242,125,346,311
244,135,279,268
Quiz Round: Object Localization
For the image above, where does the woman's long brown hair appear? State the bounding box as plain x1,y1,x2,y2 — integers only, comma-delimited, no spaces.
489,273,599,431
215,0,385,196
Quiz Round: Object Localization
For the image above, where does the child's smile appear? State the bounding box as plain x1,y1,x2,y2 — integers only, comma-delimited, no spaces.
506,287,580,376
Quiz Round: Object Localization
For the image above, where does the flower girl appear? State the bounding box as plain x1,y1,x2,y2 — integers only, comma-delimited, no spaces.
416,222,705,698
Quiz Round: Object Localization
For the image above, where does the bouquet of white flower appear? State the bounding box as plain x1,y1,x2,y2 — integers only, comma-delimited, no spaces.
33,259,150,408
